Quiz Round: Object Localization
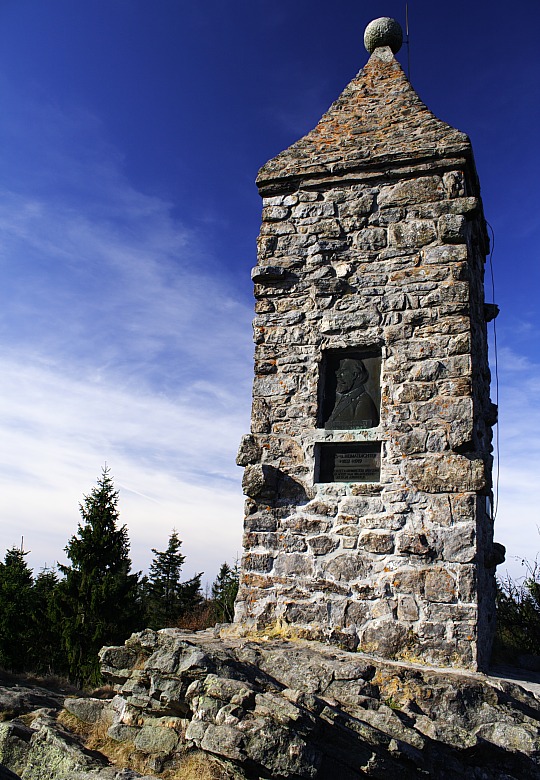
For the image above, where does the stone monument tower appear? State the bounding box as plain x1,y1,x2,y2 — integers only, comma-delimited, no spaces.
235,18,501,670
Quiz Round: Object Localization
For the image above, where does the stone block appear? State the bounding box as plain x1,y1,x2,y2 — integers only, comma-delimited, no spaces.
448,412,474,452
370,598,396,618
308,535,339,555
281,534,308,553
244,510,278,532
260,220,295,235
273,553,314,577
424,603,476,623
306,218,341,237
443,171,466,197
354,227,387,249
283,601,328,624
425,569,456,603
438,214,466,243
243,553,274,573
397,594,419,621
359,513,407,531
398,429,428,455
236,434,262,466
282,514,330,534
448,333,471,354
394,383,434,403
379,292,407,311
320,310,380,333
442,525,476,563
339,193,375,215
325,553,366,582
414,397,473,429
263,205,289,221
134,723,179,755
396,532,434,558
240,573,274,590
360,618,410,658
390,568,426,594
372,206,403,224
345,600,370,626
358,531,395,554
334,525,360,538
440,281,469,304
293,202,336,219
243,532,278,551
425,430,449,452
264,194,298,207
404,454,485,493
424,494,453,527
378,176,444,207
242,464,278,499
421,244,468,265
339,497,384,517
388,220,437,248
304,499,338,517
449,493,476,522
251,397,271,433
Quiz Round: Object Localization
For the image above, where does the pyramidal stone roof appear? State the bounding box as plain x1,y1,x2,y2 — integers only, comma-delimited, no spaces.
257,46,473,193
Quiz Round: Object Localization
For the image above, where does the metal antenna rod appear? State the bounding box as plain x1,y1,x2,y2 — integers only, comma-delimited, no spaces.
406,2,411,81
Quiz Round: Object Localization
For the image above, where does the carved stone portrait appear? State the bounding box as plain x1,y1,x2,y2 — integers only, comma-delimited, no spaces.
321,353,380,430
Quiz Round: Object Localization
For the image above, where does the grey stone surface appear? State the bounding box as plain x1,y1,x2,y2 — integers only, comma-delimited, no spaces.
3,636,539,779
93,630,539,779
0,684,65,717
63,697,111,725
235,27,499,670
364,18,403,55
0,710,156,779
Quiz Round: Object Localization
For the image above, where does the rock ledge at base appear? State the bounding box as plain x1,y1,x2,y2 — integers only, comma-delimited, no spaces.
1,628,539,779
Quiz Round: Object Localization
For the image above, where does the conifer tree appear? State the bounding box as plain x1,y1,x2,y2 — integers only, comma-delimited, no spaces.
211,561,239,623
0,546,34,671
57,466,143,686
30,567,66,676
145,530,202,629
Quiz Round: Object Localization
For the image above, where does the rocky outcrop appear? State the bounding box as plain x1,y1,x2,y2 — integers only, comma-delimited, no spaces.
95,628,540,778
0,709,155,779
0,683,65,722
1,629,539,778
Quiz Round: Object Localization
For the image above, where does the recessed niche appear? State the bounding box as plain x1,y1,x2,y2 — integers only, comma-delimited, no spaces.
316,442,381,483
318,349,381,429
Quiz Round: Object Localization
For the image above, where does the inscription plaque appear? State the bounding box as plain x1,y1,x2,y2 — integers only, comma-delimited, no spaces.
317,443,381,483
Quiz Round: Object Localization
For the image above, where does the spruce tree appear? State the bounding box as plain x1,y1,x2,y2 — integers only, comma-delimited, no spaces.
57,466,143,686
211,561,239,624
30,567,66,676
145,530,202,629
0,546,34,671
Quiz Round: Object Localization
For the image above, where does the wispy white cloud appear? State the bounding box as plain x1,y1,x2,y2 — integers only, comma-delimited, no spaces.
0,93,253,584
0,352,248,581
492,345,540,580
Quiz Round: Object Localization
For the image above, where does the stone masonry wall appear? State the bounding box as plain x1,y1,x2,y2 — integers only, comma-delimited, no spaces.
235,167,497,670
234,45,498,671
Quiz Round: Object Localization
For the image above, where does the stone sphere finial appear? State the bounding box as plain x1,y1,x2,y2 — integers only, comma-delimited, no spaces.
364,17,403,54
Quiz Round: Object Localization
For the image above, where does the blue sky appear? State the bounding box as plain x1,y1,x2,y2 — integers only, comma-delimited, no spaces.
0,0,538,585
